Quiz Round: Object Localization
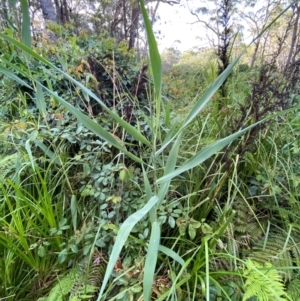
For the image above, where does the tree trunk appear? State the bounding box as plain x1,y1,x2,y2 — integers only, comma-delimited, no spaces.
128,0,140,49
285,5,300,72
40,0,57,22
57,0,70,24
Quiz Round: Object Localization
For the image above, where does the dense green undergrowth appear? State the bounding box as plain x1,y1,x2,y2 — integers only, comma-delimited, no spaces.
1,3,300,301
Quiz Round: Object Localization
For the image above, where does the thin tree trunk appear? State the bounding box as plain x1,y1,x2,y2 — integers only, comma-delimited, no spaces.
128,0,140,49
285,5,300,72
61,0,70,24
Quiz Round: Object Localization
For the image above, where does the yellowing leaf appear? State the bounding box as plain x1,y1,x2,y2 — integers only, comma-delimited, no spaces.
106,195,122,204
76,64,83,73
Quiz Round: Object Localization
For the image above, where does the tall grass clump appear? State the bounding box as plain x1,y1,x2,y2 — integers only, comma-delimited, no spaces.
0,0,298,300
0,158,75,300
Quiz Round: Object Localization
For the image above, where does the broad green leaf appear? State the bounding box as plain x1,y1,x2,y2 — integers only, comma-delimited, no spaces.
189,224,196,240
58,248,68,264
97,196,159,301
143,221,160,301
38,245,46,257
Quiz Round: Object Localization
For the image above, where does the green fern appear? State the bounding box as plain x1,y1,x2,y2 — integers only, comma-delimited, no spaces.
0,153,20,180
246,231,300,282
231,198,265,247
70,284,98,301
286,278,300,301
38,269,78,301
242,259,290,301
38,251,107,301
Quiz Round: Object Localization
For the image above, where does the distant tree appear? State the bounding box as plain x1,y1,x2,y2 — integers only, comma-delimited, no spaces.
0,0,21,31
161,47,181,73
239,0,283,67
34,0,178,49
188,0,240,105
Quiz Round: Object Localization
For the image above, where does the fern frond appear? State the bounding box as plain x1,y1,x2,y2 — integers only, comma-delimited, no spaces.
247,231,300,282
242,259,290,301
287,278,300,301
70,284,98,301
37,269,77,301
0,153,20,180
37,251,107,301
70,251,107,300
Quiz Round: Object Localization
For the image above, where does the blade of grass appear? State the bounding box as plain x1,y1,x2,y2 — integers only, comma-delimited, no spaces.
142,165,155,223
139,0,162,141
204,238,210,301
33,140,62,165
158,245,184,266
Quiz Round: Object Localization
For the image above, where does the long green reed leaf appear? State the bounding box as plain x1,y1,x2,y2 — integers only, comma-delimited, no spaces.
20,0,31,51
142,165,155,223
0,65,143,164
182,55,241,129
50,92,144,164
157,132,182,206
0,34,151,147
97,196,159,301
35,82,47,119
139,0,161,99
0,66,32,88
156,122,261,184
143,221,160,301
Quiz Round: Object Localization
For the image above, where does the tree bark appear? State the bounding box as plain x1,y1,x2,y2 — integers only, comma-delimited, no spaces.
128,0,140,49
285,4,300,72
40,0,57,22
